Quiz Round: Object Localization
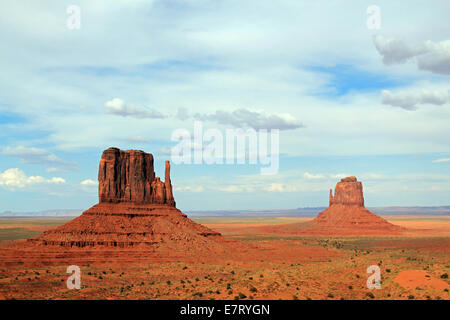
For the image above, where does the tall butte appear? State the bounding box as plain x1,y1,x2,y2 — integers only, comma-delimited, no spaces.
313,176,402,234
0,148,230,266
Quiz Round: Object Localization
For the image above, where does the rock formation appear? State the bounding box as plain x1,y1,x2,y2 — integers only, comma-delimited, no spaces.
261,176,403,236
0,148,231,266
98,148,175,206
314,176,402,233
329,176,364,207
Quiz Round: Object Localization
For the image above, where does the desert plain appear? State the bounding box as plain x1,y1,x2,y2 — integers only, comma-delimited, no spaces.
0,214,449,300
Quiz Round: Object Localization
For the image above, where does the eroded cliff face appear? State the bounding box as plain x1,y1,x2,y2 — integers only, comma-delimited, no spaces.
329,176,364,207
98,147,175,206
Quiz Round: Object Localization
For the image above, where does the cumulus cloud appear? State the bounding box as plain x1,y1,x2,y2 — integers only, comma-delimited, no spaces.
373,35,450,75
194,108,303,130
373,35,428,65
0,168,65,190
381,89,450,110
104,98,166,119
1,146,77,171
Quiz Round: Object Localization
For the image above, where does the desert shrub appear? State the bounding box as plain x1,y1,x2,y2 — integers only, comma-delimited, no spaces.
348,286,353,290
327,293,334,298
238,292,247,299
386,269,391,273
166,280,171,285
408,295,414,300
292,295,298,300
440,273,448,279
366,292,375,299
249,286,257,293
226,283,231,290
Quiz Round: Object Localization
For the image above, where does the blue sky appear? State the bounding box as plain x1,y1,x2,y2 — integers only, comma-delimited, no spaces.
0,1,449,212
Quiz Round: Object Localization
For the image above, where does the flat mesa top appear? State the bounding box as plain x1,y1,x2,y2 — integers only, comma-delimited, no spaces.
104,147,151,155
340,176,357,182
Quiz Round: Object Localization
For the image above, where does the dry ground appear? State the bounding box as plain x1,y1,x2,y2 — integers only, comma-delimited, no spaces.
0,215,448,300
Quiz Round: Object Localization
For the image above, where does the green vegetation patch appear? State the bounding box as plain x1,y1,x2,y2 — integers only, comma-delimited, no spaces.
0,228,42,241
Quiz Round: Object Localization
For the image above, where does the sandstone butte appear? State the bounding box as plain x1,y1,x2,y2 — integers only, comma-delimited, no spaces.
0,148,237,266
263,176,403,236
314,176,402,232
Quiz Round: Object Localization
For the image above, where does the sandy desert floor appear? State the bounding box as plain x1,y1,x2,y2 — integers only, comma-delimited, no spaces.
0,215,449,300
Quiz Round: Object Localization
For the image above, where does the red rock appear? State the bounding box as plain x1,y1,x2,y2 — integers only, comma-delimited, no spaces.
262,176,404,236
0,148,231,266
98,147,175,206
164,161,176,207
315,176,401,233
329,176,364,207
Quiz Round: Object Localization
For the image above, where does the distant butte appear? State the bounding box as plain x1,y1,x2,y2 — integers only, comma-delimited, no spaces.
313,176,402,233
261,176,403,236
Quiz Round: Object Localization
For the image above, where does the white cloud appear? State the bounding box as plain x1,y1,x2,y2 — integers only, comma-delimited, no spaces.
382,89,450,110
374,35,450,75
304,172,325,179
373,35,428,65
0,168,65,190
104,98,166,119
80,179,98,186
330,173,349,179
266,183,286,192
1,146,77,171
433,158,450,163
194,108,303,130
217,185,245,193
